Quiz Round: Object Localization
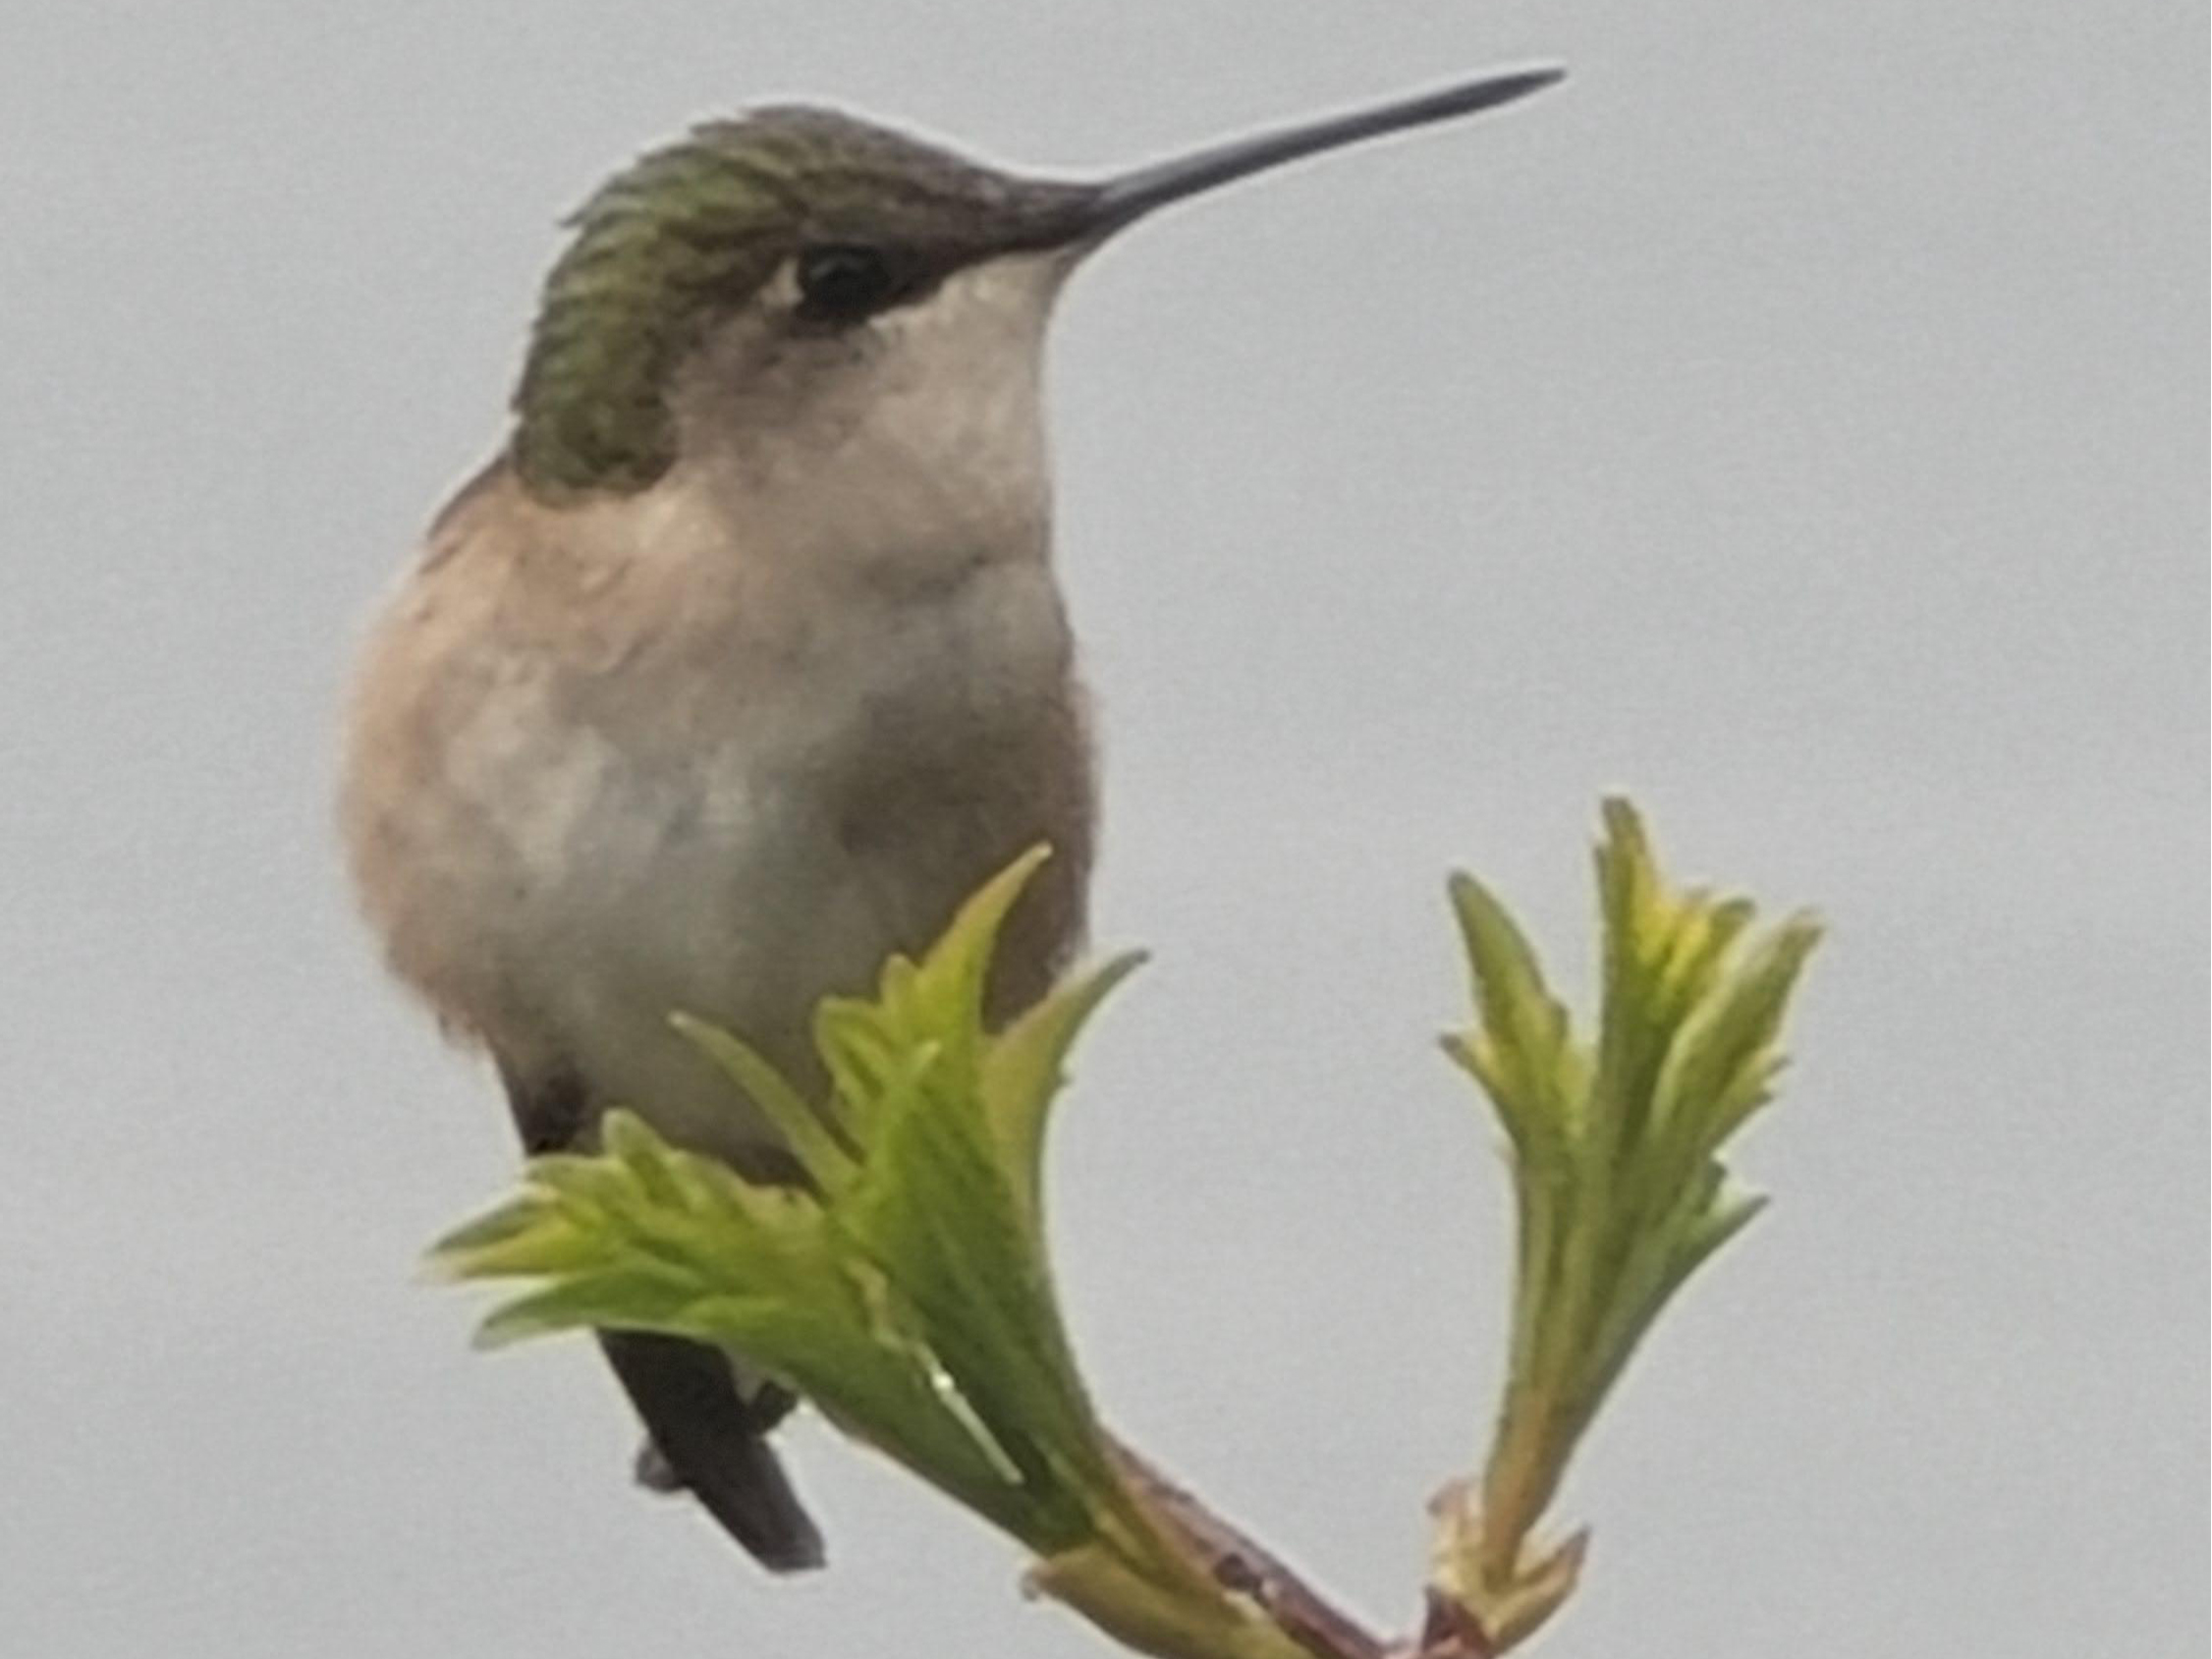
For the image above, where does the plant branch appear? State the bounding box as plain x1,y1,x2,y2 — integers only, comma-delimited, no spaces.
429,803,1816,1657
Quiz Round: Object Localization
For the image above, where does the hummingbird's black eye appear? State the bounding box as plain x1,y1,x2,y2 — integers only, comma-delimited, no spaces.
793,244,902,324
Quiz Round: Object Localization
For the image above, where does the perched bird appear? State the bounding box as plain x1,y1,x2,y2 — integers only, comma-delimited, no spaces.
339,68,1560,1574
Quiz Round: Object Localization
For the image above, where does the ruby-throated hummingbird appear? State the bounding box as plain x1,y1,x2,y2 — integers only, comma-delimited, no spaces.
339,67,1560,1574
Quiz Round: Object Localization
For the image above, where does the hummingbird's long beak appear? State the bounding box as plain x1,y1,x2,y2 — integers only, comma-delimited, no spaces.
1077,66,1564,239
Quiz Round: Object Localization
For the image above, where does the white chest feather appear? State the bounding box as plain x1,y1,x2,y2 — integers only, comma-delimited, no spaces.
348,517,1084,1164
344,250,1093,1161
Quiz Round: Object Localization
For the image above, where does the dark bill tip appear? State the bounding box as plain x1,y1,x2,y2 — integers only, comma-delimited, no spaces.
1078,65,1565,238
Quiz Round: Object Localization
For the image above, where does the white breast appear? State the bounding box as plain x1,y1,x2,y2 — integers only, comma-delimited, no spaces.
345,249,1091,1163
526,569,1076,1153
345,485,1081,1166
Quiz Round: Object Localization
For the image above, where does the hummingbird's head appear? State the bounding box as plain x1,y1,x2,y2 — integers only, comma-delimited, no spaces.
511,108,1096,500
510,70,1562,506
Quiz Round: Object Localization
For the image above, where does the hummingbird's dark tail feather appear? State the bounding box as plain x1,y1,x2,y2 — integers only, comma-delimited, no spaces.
599,1328,826,1573
496,1062,824,1574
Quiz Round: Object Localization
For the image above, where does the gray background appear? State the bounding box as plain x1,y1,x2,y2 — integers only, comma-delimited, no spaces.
2,2,2203,1655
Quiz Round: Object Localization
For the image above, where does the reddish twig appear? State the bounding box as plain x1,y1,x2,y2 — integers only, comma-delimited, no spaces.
1104,1439,1497,1659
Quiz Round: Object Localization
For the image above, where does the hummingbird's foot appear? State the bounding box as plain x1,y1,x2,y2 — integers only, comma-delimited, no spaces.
746,1378,800,1432
634,1437,685,1494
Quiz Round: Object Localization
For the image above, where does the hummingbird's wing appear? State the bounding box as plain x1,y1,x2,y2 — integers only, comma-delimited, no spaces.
502,1064,825,1574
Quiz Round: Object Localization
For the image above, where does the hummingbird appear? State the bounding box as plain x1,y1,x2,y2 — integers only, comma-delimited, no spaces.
339,67,1560,1575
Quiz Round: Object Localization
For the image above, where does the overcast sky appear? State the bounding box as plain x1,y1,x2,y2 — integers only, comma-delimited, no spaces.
1,3,2203,1656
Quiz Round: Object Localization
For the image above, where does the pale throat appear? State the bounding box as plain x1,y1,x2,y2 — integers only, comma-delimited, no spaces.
669,250,1076,580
